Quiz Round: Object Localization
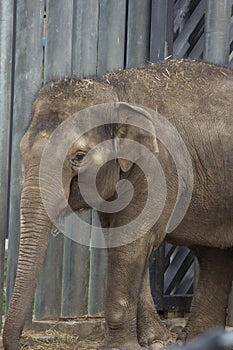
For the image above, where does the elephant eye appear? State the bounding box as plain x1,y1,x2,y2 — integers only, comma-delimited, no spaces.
70,151,86,167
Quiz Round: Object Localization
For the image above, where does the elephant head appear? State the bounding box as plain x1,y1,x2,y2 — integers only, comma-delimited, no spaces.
3,100,159,350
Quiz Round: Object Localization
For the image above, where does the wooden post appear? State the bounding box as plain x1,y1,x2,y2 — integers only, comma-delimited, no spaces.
72,0,99,78
204,0,232,65
150,0,174,62
126,0,151,68
0,0,15,326
6,0,44,316
44,0,73,82
97,0,127,76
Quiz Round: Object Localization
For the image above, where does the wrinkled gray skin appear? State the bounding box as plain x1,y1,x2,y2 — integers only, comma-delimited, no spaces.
3,60,233,350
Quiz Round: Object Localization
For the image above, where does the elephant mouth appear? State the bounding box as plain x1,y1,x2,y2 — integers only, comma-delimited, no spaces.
51,211,65,236
50,204,88,237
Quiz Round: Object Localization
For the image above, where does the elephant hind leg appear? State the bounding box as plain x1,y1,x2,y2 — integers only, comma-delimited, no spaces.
183,246,233,340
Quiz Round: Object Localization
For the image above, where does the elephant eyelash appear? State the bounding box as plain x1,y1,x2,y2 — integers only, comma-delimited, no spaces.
70,152,86,167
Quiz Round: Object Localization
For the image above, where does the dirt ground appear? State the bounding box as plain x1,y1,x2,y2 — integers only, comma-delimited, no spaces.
0,317,185,350
0,330,100,350
0,331,176,350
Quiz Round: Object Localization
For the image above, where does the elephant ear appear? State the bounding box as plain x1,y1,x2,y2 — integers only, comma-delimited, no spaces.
116,103,159,172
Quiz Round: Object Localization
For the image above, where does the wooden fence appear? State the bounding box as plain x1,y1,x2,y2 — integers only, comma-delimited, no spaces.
0,0,233,327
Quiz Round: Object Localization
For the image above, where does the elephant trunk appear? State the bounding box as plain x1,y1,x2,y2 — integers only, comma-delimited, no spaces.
3,173,56,350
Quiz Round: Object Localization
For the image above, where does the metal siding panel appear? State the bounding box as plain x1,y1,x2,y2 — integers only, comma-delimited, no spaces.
61,211,91,317
6,0,44,313
126,0,151,68
97,0,127,76
0,0,15,325
72,0,99,78
44,0,74,82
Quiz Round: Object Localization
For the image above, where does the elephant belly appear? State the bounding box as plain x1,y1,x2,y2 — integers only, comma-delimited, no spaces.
165,200,233,249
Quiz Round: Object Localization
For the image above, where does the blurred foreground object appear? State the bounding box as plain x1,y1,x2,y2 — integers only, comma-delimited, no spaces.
164,329,233,350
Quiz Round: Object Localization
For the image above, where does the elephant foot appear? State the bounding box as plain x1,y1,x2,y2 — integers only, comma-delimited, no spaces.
3,328,21,350
3,338,20,350
176,327,187,342
137,311,172,347
98,337,141,350
138,324,172,348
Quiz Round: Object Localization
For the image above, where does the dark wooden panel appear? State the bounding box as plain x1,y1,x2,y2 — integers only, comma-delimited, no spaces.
150,243,165,310
162,295,192,311
150,244,194,312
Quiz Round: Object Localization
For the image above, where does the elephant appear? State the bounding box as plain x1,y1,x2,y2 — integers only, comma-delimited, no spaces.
3,59,233,350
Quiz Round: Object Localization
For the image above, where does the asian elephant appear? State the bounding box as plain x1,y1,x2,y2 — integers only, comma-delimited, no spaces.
3,60,233,350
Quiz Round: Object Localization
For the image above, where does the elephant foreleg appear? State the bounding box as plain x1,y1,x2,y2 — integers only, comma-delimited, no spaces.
99,239,150,350
137,268,171,347
183,246,233,340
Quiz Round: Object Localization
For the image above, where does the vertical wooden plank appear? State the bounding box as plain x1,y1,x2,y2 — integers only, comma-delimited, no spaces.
97,0,127,76
150,0,174,62
6,0,44,312
0,0,15,325
204,0,232,65
34,0,74,320
166,0,175,57
126,0,151,68
44,0,73,82
34,233,64,320
72,0,99,77
88,210,107,315
61,211,91,317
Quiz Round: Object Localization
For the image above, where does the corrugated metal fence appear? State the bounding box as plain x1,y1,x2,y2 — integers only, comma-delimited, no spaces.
0,0,233,326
